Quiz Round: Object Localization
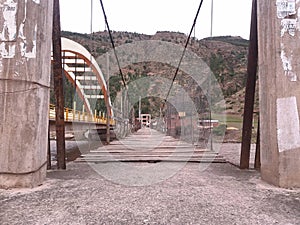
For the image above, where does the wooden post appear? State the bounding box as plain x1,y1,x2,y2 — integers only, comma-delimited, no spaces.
52,0,66,170
106,53,111,144
240,0,258,169
82,105,85,121
73,101,76,121
66,108,69,121
191,114,194,145
166,103,171,136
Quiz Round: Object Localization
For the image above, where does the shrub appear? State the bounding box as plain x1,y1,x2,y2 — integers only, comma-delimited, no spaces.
213,124,227,136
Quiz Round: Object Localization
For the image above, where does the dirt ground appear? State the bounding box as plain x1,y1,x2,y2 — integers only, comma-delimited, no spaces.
1,140,299,225
1,128,299,224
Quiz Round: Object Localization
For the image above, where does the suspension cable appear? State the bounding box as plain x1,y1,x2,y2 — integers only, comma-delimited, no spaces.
210,0,214,37
209,0,214,151
99,0,127,89
164,0,204,106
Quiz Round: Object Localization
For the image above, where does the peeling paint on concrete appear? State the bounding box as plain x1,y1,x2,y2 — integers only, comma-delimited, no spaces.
277,1,299,81
0,0,18,58
276,0,297,18
0,0,18,42
0,42,15,58
19,22,37,59
0,0,37,61
18,0,37,59
277,96,300,152
0,0,17,58
280,45,297,81
281,19,298,36
0,58,3,73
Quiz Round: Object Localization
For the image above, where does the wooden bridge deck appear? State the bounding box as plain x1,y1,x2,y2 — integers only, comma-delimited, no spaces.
75,128,226,163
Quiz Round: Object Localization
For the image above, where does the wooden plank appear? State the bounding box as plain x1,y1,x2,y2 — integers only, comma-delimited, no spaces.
81,153,219,158
77,128,226,164
76,158,226,163
89,150,210,154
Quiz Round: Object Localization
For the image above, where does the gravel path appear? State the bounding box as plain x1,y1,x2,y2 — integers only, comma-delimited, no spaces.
1,130,299,224
219,143,257,168
1,161,299,224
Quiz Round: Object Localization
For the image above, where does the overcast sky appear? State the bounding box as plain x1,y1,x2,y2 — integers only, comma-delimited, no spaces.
60,0,253,40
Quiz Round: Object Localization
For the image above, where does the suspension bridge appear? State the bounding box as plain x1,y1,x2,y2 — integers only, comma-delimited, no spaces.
47,0,227,165
1,0,299,192
48,33,225,164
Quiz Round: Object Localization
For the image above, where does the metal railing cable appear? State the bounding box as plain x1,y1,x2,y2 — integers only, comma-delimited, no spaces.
99,0,127,90
163,0,205,106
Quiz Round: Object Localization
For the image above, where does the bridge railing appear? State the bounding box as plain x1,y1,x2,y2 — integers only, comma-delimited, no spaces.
49,104,115,125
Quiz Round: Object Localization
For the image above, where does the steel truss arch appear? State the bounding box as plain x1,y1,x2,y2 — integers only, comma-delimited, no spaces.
52,37,113,117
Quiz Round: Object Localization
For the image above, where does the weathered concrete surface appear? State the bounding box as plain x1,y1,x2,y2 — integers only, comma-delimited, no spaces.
0,161,299,225
0,1,53,188
258,0,300,187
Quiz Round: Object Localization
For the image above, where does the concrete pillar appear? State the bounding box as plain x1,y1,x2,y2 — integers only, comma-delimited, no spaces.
0,0,53,188
258,0,300,188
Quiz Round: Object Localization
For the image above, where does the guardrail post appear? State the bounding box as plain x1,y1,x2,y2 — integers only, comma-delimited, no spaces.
73,101,76,121
82,105,85,121
66,108,69,121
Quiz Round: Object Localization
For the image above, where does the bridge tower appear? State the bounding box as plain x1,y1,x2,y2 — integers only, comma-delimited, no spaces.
258,0,300,187
0,1,53,188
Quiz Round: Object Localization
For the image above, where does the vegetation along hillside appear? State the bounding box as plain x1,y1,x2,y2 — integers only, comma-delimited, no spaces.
57,31,255,116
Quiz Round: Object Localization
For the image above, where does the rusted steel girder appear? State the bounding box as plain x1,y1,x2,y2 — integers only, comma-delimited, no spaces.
240,0,258,169
254,121,261,170
52,0,66,169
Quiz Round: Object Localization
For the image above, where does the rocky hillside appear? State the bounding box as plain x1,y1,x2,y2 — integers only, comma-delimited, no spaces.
61,30,253,115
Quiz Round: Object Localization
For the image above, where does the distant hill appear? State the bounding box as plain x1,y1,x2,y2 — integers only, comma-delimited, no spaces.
60,30,256,116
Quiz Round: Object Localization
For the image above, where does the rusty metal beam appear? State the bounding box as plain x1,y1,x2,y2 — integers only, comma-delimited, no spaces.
254,121,261,170
240,0,258,169
52,0,66,170
47,127,51,170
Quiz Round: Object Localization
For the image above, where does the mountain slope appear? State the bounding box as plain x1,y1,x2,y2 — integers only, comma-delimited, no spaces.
61,30,253,115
